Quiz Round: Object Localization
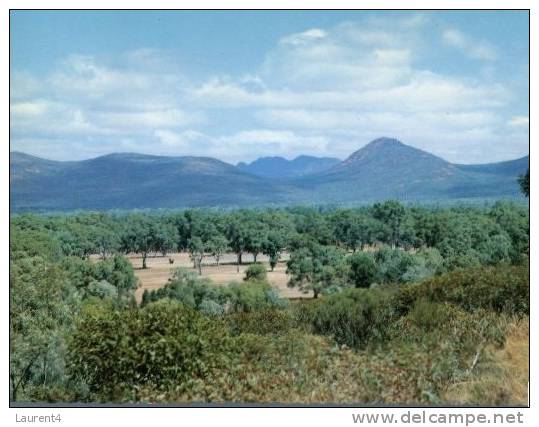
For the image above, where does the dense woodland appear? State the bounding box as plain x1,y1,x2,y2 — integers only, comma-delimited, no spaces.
10,198,529,404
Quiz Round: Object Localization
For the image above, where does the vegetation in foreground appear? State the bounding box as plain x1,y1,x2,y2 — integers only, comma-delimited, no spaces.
10,201,529,404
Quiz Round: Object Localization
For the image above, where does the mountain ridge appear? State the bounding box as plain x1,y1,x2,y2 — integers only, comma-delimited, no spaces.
237,154,341,178
10,138,528,211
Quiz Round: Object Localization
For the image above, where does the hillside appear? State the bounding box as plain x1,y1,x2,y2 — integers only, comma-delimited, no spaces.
237,155,340,178
10,138,528,211
293,138,528,203
10,152,298,210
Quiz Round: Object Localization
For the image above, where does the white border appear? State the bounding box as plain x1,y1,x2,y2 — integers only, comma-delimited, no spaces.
1,2,534,426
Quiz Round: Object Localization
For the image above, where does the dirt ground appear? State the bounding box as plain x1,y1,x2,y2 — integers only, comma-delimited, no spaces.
126,252,312,302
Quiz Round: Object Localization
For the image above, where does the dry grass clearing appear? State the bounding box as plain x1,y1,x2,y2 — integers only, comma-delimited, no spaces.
444,317,529,406
127,252,312,302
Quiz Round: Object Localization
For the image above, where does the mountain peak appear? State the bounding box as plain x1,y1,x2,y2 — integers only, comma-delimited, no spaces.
330,137,452,175
364,137,405,148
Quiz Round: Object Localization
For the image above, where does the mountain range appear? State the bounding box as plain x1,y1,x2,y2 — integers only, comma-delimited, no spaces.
10,137,529,211
237,155,340,178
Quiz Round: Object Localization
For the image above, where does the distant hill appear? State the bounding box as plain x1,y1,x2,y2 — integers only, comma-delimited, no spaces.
455,156,529,176
10,152,299,210
10,138,528,211
293,137,529,203
236,155,340,178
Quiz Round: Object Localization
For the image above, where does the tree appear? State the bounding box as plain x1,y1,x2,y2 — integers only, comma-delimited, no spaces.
93,254,139,297
262,230,286,271
518,169,529,197
348,252,377,288
10,257,80,401
120,215,156,269
243,214,268,263
91,224,120,260
401,247,445,283
372,200,406,248
287,244,347,298
152,222,178,257
226,215,249,272
374,246,415,284
187,237,206,275
489,201,529,261
207,234,229,268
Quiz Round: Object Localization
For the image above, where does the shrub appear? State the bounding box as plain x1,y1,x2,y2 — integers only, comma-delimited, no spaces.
67,299,237,401
402,247,445,283
225,281,289,313
87,280,118,300
393,263,529,316
309,288,393,349
226,309,297,336
244,263,267,282
141,269,288,314
374,247,415,284
348,252,377,288
140,268,224,310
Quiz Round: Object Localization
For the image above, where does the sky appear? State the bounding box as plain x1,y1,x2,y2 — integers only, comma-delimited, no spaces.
10,10,529,164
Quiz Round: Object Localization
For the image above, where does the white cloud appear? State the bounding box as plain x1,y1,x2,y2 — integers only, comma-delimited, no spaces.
154,129,206,148
442,28,498,61
507,116,529,127
280,28,327,46
9,15,527,164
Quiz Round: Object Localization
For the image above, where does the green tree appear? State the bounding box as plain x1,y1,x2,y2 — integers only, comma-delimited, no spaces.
374,246,415,284
348,252,377,288
91,224,120,260
287,244,347,298
372,200,406,248
187,237,206,275
207,234,229,267
262,230,286,271
518,169,529,197
226,215,249,272
120,215,156,269
244,263,267,282
10,257,80,401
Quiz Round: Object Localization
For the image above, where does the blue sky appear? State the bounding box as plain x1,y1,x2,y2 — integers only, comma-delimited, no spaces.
10,10,529,163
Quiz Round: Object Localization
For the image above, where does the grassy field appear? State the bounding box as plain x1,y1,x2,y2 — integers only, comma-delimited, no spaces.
123,252,311,301
443,317,529,405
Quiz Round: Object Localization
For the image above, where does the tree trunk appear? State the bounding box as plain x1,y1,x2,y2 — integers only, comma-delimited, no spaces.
313,290,319,299
253,253,258,263
10,374,17,402
142,253,147,269
197,259,202,275
237,252,242,272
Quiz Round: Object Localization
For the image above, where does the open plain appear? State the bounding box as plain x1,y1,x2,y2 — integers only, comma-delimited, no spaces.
126,252,311,302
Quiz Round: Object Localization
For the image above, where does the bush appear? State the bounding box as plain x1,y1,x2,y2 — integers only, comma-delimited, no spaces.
225,281,289,313
141,269,288,315
244,263,267,282
226,309,297,336
348,252,377,288
402,247,445,283
87,280,118,300
393,263,529,316
309,288,393,349
67,299,237,401
374,247,415,284
141,268,225,310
